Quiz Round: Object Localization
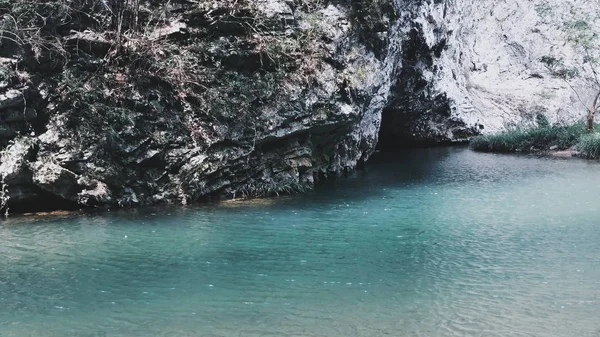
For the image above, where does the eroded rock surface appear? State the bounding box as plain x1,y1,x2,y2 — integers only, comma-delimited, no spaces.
380,0,596,147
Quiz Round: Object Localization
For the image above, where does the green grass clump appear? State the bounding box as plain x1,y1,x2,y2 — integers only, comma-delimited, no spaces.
470,123,587,153
576,133,600,158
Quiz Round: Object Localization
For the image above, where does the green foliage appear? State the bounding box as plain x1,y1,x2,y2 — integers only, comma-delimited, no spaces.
535,2,553,17
470,123,588,153
576,132,600,158
563,19,591,31
536,114,550,128
539,56,579,80
562,18,598,48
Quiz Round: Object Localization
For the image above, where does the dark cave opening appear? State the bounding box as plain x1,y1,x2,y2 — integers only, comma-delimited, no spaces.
5,188,82,214
377,107,416,150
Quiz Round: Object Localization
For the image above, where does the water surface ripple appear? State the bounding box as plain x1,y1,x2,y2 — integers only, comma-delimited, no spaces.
1,148,600,337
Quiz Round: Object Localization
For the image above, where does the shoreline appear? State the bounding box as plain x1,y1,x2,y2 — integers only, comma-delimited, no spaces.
1,145,594,220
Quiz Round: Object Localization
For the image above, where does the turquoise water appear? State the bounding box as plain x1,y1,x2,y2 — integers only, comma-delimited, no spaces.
2,147,600,337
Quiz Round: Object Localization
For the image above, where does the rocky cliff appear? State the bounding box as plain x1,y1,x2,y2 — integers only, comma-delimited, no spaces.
0,0,592,213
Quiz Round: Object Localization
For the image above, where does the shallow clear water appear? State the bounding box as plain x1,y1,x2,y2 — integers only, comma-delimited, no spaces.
2,147,600,337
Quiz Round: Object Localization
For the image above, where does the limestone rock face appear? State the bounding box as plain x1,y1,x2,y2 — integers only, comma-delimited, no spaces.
380,0,594,147
0,0,592,212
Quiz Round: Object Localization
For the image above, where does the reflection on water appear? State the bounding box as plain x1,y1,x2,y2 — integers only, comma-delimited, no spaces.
1,147,600,337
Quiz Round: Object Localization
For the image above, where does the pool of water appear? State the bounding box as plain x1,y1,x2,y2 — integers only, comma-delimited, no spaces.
1,147,600,337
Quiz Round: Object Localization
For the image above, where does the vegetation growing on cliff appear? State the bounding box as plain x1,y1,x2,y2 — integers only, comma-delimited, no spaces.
473,2,600,159
536,0,600,131
0,0,332,148
0,0,396,212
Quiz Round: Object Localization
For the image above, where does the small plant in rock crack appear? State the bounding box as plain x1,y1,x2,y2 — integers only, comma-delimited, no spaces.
535,1,553,18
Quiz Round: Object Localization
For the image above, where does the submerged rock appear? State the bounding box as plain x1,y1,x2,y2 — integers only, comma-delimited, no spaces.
0,0,591,213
